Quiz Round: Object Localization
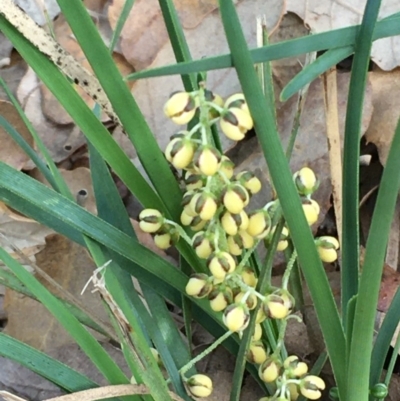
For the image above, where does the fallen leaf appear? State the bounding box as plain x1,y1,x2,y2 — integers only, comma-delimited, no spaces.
0,100,35,170
286,0,400,71
3,234,111,352
17,67,83,163
364,68,400,166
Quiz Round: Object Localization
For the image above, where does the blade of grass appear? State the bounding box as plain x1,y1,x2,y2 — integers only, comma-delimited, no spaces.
158,0,196,89
127,13,400,81
341,0,381,328
370,286,400,392
108,0,135,53
0,333,98,391
280,46,353,102
347,95,400,401
218,0,346,395
0,247,129,385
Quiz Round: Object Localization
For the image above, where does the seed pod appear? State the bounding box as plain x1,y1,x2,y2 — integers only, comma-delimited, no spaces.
247,210,272,239
207,251,236,279
185,273,213,298
300,375,326,400
236,171,262,194
164,92,197,125
138,209,163,233
186,374,213,398
222,303,250,332
258,358,281,383
370,383,388,399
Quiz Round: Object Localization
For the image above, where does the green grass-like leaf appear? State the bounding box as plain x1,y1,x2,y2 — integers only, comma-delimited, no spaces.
218,0,346,393
0,333,97,391
127,13,400,81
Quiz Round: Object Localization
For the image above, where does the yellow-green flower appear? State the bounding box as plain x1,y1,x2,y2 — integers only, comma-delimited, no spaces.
247,341,268,364
284,355,308,378
258,358,281,383
236,171,262,194
165,137,195,169
316,236,340,263
192,231,214,259
247,210,272,239
222,184,249,214
194,146,221,176
208,286,233,312
224,93,250,114
294,167,318,196
221,210,249,236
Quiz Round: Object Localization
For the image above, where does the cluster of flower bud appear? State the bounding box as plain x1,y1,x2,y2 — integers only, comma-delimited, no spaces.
164,90,254,141
257,355,326,400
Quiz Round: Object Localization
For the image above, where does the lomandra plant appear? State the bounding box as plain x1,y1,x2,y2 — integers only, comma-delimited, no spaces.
0,1,400,401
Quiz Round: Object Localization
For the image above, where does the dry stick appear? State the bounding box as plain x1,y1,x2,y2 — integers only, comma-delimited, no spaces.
0,0,119,124
0,232,117,342
322,67,343,246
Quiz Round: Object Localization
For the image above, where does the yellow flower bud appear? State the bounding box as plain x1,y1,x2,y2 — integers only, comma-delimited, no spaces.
164,92,197,125
227,235,243,256
316,236,340,263
192,231,213,259
302,199,320,225
190,216,207,231
164,137,195,169
258,358,281,383
186,374,213,398
277,240,288,251
205,89,224,118
223,184,249,214
139,209,163,233
154,232,172,249
219,155,235,179
252,323,262,341
247,341,268,364
223,303,250,332
263,294,290,320
207,252,236,279
241,267,258,288
234,292,257,310
300,375,326,400
194,146,221,176
294,167,318,196
180,209,194,226
185,273,213,298
190,192,218,221
236,171,262,194
284,355,308,378
208,286,233,312
224,93,250,114
220,107,254,141
256,308,266,324
185,171,205,191
247,210,271,239
288,383,300,400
